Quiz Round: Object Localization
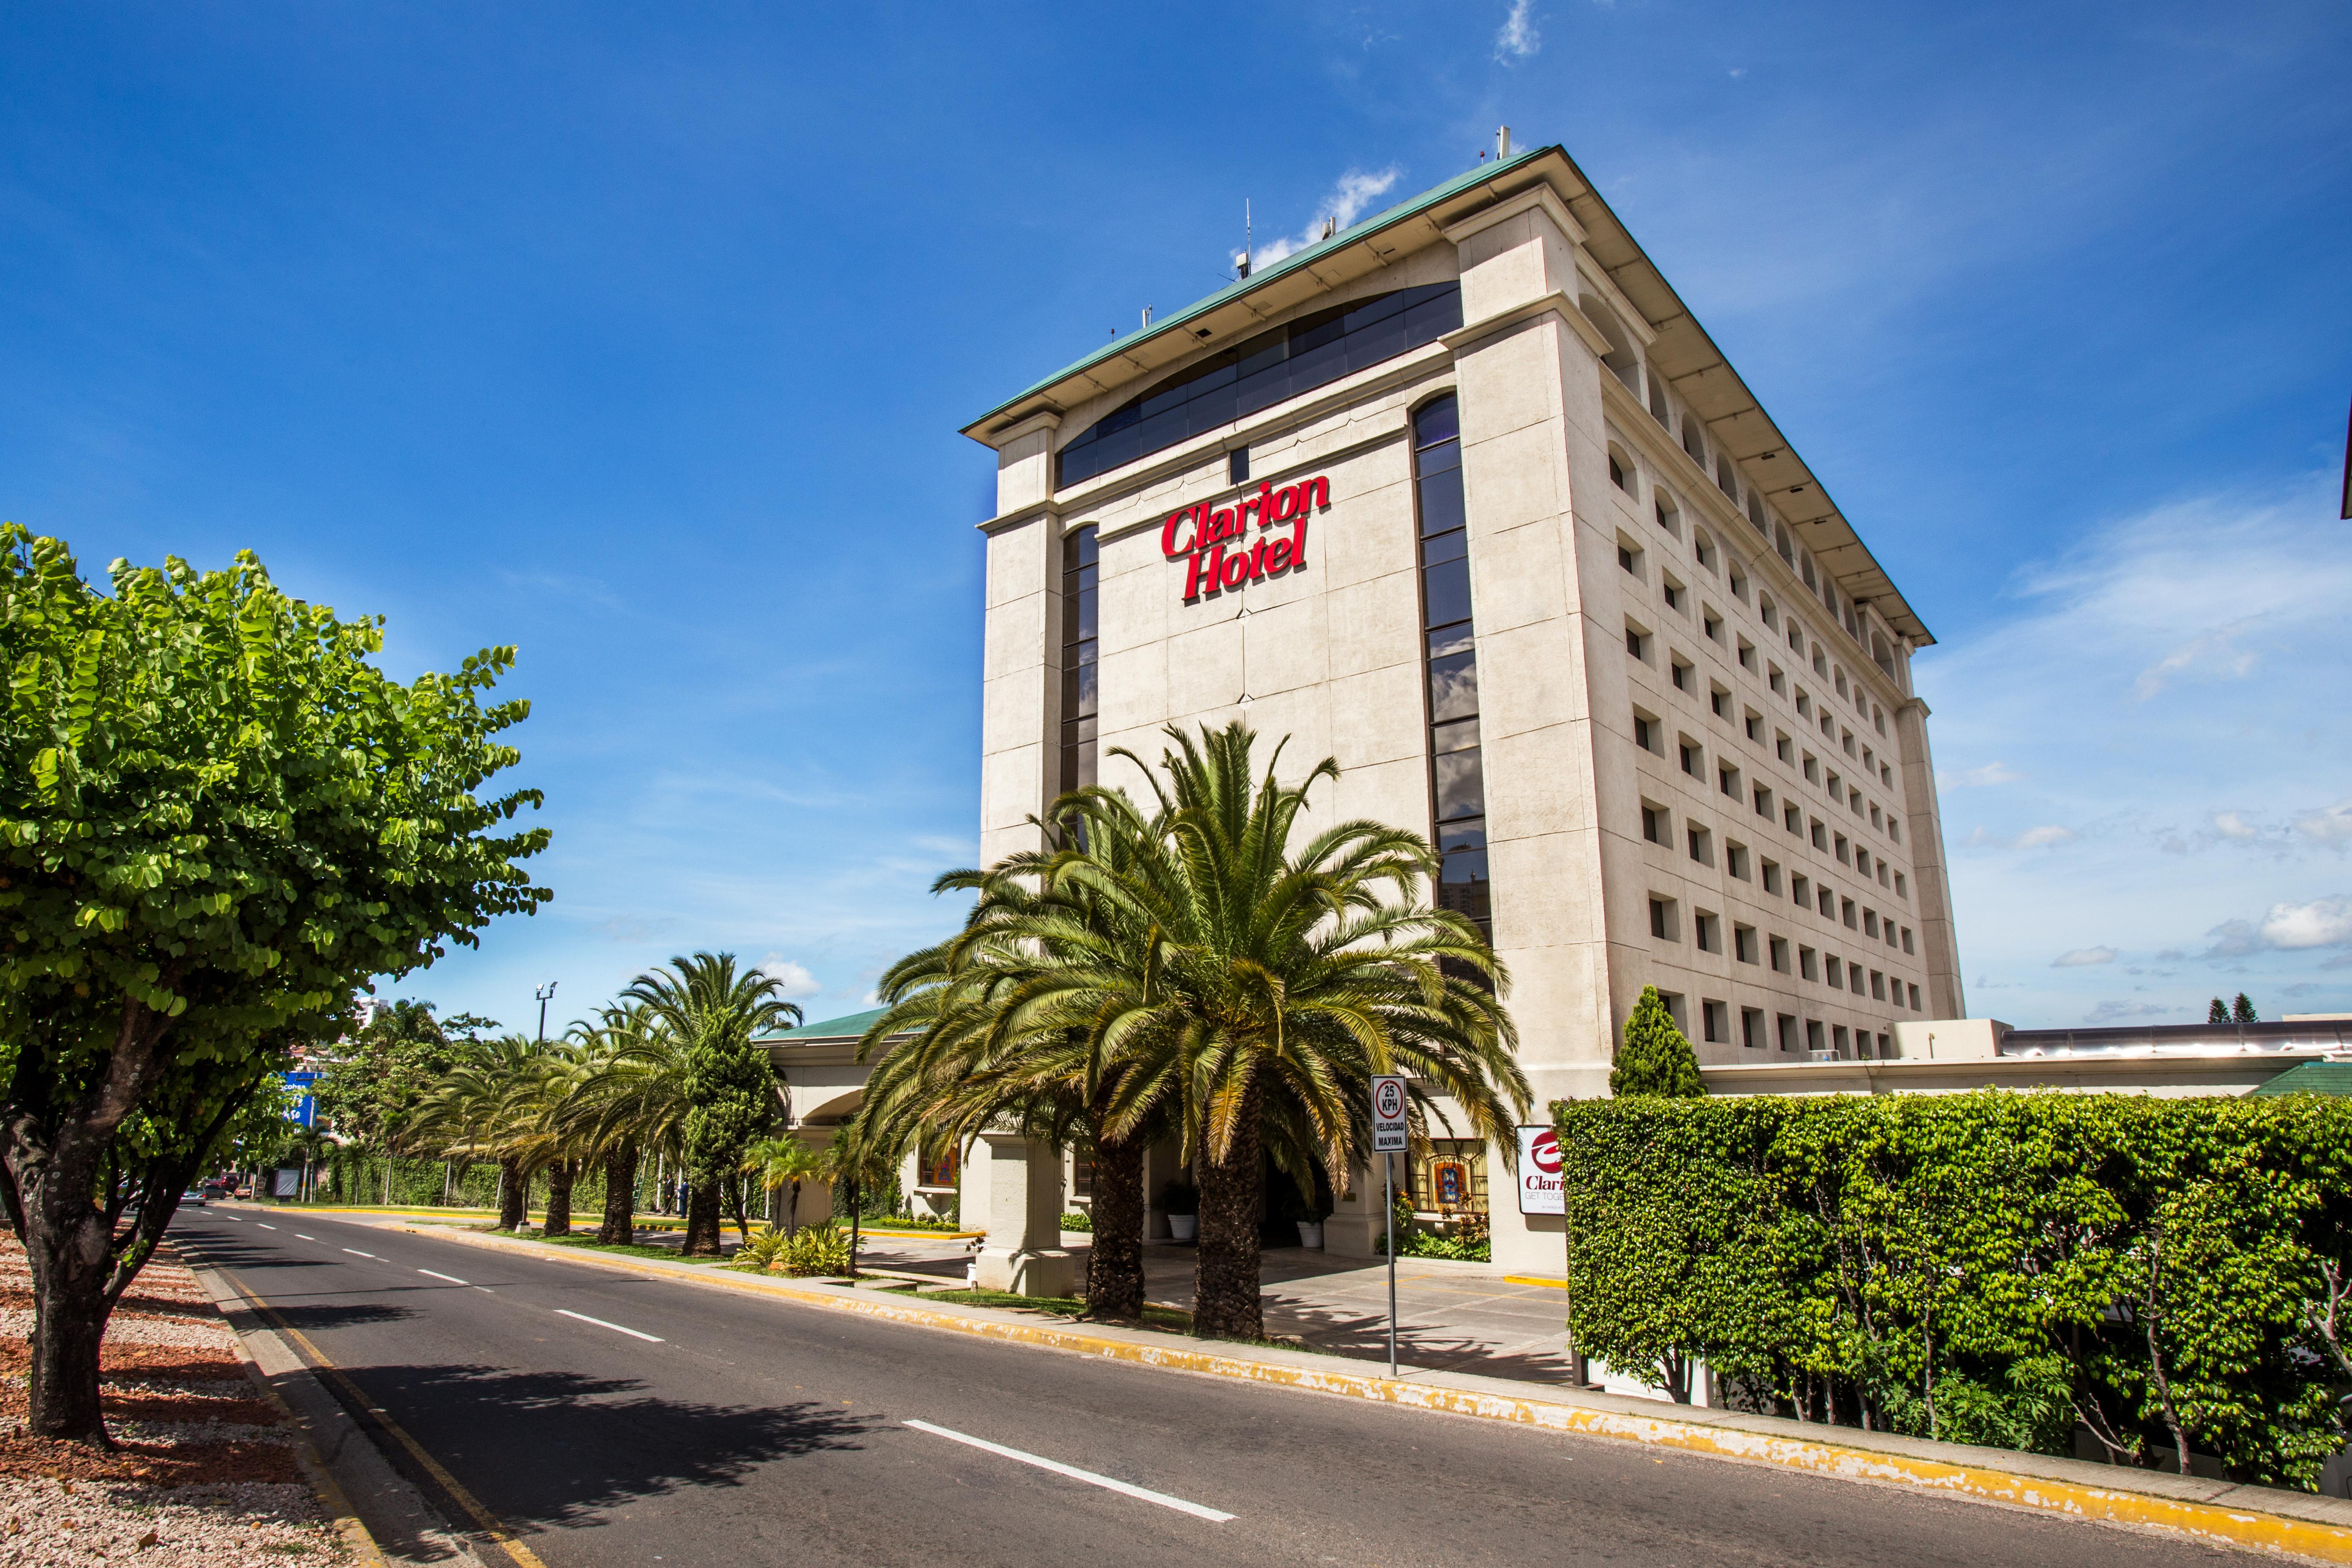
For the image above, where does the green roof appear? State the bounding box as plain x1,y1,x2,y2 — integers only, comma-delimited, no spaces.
763,1005,892,1042
965,145,1555,433
2251,1061,2352,1097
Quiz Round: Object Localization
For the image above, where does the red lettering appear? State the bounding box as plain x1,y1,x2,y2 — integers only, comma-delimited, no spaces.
1246,537,1268,579
1255,482,1275,526
1220,549,1251,590
1290,511,1308,568
1185,547,1220,600
1211,507,1236,543
1270,485,1299,523
1239,494,1260,530
1299,474,1329,510
1162,509,1196,558
1265,537,1294,573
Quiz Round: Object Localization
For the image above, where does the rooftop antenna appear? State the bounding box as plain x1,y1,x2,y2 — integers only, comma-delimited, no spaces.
1236,199,1251,279
1497,125,1513,159
1142,305,1153,329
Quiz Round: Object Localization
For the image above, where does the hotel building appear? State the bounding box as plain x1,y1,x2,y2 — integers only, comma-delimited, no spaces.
765,141,1969,1280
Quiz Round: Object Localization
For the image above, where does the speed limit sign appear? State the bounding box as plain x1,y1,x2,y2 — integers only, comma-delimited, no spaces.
1372,1074,1408,1152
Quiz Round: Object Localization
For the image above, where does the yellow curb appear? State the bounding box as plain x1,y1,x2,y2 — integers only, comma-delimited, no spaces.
399,1225,2352,1564
186,1261,387,1568
1501,1274,1568,1290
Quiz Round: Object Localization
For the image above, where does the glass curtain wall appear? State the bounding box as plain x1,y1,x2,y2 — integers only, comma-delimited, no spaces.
1059,525,1100,796
1413,395,1492,946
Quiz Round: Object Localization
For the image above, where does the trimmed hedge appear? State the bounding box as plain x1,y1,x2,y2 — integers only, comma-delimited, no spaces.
1551,1091,2352,1489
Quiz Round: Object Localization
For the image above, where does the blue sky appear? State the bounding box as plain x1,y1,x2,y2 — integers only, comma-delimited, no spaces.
3,3,2347,1033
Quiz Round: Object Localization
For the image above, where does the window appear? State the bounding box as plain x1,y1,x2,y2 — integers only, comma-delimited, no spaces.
1705,613,1725,646
1229,447,1250,484
1871,970,1886,1001
1414,395,1491,949
1648,371,1670,425
1778,1014,1799,1052
1726,843,1750,880
1632,711,1657,753
1807,1020,1825,1054
1626,623,1650,663
1686,824,1712,866
1875,706,1888,738
1681,415,1706,467
1744,711,1762,742
1058,282,1464,486
1702,999,1728,1044
1619,543,1638,573
1742,1007,1767,1049
1818,886,1834,918
1832,1024,1850,1057
1760,593,1778,629
1849,964,1866,997
1761,858,1781,894
1716,452,1739,499
1609,451,1631,492
1895,870,1908,898
1680,740,1700,776
1059,525,1100,794
1843,729,1856,759
1694,913,1720,953
1863,909,1880,938
1884,919,1897,948
1738,638,1756,672
1671,658,1692,692
1650,896,1677,940
1824,768,1838,797
1834,833,1850,865
1768,665,1786,697
1797,691,1813,720
1769,935,1790,973
1825,955,1842,989
1878,861,1891,888
1889,817,1902,844
1834,669,1847,698
1734,923,1758,963
1662,578,1684,613
1880,763,1892,788
1901,927,1914,955
1694,531,1717,572
1710,687,1730,719
1784,804,1802,835
1799,946,1818,982
1776,733,1793,764
1730,567,1749,603
1657,992,1687,1032
1642,804,1667,844
1810,818,1827,850
1718,762,1738,797
1654,494,1681,538
1870,803,1883,829
1909,982,1922,1010
1856,848,1872,878
1752,784,1771,819
1803,753,1820,784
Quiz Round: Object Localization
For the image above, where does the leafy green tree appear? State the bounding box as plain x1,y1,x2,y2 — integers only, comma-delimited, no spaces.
2232,993,2259,1024
623,954,799,1256
2209,997,2230,1023
1610,986,1705,1098
560,1003,676,1244
742,1133,828,1233
0,527,547,1445
313,1000,495,1158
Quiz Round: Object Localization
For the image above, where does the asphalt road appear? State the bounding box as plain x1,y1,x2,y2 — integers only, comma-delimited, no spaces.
169,1208,2240,1568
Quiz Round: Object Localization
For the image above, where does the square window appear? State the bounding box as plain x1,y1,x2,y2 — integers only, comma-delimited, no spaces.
1229,447,1250,484
1811,819,1827,850
1738,639,1755,671
1662,580,1683,612
1834,833,1850,865
1642,804,1667,845
1745,712,1763,741
1832,1024,1850,1056
1895,870,1908,898
1825,955,1842,988
1719,764,1738,797
1726,843,1750,880
1703,1000,1728,1044
1761,859,1781,894
1778,1013,1799,1051
1769,665,1786,695
1694,913,1720,953
1785,804,1802,835
1681,741,1701,776
1741,1007,1766,1049
1734,923,1758,963
1791,872,1810,906
1806,1019,1825,1053
1672,660,1692,691
1908,981,1922,1010
1687,825,1712,866
1619,543,1638,573
1879,862,1891,889
1776,734,1793,764
1818,887,1834,918
1799,946,1818,982
1871,970,1886,1001
1850,966,1865,997
1769,935,1790,973
1863,910,1880,937
1650,896,1676,940
1711,687,1730,718
1626,625,1649,661
1753,785,1772,818
1901,927,1914,955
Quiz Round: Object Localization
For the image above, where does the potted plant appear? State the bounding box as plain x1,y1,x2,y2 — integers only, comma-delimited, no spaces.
1160,1179,1199,1242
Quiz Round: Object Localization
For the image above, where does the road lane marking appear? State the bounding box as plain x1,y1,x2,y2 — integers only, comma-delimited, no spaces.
554,1309,662,1343
215,1274,549,1568
418,1269,470,1286
258,1224,277,1230
297,1235,319,1242
342,1249,379,1259
221,1215,242,1222
902,1419,1233,1522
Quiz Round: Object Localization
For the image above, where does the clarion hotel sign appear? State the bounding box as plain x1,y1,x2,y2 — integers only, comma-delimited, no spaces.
1161,475,1329,600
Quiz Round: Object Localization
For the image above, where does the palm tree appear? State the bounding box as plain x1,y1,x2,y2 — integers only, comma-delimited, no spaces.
561,1004,679,1245
869,722,1529,1340
623,953,800,1256
408,1034,548,1229
742,1134,828,1233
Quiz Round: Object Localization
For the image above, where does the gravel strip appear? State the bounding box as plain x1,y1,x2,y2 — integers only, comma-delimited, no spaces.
0,1475,340,1566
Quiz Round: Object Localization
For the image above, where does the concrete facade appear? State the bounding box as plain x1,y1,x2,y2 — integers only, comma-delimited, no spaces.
960,145,1963,1277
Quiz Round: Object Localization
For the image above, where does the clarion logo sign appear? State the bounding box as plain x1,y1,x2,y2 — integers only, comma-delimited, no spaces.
1159,476,1330,601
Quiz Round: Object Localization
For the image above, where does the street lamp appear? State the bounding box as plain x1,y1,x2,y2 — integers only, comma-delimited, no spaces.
535,981,558,1045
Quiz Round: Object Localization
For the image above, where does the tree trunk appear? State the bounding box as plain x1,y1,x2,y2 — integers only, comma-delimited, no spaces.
543,1160,575,1238
728,1174,751,1244
1082,1134,1146,1321
1192,1079,1266,1340
597,1143,638,1244
681,1173,725,1256
496,1159,526,1230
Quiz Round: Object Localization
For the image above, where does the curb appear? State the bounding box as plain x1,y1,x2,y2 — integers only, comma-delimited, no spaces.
186,1260,387,1567
389,1220,2352,1563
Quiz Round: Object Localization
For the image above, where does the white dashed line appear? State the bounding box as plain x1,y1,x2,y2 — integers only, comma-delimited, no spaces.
554,1309,663,1343
296,1235,318,1242
417,1269,469,1285
342,1249,379,1259
258,1224,277,1230
902,1420,1234,1522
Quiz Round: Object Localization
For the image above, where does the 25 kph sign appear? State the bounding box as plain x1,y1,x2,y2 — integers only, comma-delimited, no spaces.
1372,1075,1408,1153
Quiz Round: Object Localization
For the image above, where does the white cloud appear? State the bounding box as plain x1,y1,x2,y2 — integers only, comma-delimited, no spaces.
2084,1001,2180,1025
2132,615,2266,701
1255,167,1404,266
1941,761,2021,789
2053,946,2117,967
1495,0,1540,60
756,956,825,999
1969,824,2074,851
2212,811,2260,841
2294,799,2352,848
2203,897,2352,958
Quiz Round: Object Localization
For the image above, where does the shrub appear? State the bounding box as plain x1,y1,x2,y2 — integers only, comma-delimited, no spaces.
777,1221,854,1278
1552,1092,2352,1488
1060,1210,1093,1232
732,1226,791,1271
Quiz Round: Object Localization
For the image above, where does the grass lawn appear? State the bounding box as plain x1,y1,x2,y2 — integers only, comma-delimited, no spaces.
526,1233,726,1264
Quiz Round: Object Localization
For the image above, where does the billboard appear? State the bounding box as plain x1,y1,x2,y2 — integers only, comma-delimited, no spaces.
1515,1124,1565,1215
281,1070,320,1129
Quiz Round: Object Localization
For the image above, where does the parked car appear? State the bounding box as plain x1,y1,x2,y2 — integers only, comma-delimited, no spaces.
179,1187,206,1207
233,1184,254,1200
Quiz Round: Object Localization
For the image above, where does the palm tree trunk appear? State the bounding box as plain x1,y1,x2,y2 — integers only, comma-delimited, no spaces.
598,1142,638,1244
543,1159,575,1238
728,1173,751,1243
496,1158,526,1230
1083,1134,1147,1320
681,1173,725,1256
1193,1079,1266,1340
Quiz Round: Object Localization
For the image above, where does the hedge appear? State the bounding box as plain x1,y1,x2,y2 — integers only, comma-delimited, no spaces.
1551,1091,2352,1489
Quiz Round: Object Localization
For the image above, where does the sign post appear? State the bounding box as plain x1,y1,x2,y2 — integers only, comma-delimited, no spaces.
1372,1074,1409,1378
